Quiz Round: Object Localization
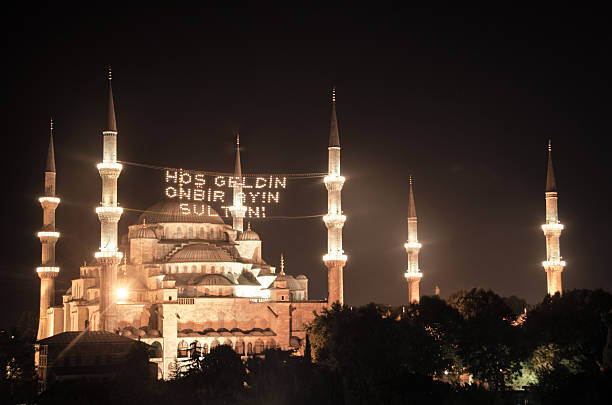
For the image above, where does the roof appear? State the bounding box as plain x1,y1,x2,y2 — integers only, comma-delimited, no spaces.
273,274,304,291
238,229,260,241
408,176,417,218
46,123,55,173
546,142,557,192
107,74,117,132
168,243,233,263
138,200,224,225
329,92,340,147
37,331,139,345
171,272,260,287
129,226,157,239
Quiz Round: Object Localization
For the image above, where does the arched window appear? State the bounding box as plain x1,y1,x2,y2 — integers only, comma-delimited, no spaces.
235,341,245,355
247,342,253,355
188,227,193,239
211,339,219,349
199,227,204,239
266,340,275,350
254,340,264,354
151,341,162,358
202,343,208,355
191,265,197,272
177,340,188,357
176,227,183,239
211,266,216,273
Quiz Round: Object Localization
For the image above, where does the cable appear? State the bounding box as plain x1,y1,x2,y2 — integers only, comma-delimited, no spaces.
119,161,327,179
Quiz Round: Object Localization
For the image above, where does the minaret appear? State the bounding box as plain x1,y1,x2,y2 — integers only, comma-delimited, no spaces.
229,134,246,232
37,119,60,339
404,176,423,303
541,140,565,296
94,68,124,332
323,87,347,305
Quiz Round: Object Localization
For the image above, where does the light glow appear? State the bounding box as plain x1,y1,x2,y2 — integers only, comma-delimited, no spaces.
37,231,60,238
39,197,60,204
404,242,422,249
404,271,423,278
542,260,566,267
96,206,124,214
324,174,345,183
95,250,123,259
36,267,60,273
541,223,564,231
116,287,128,301
323,252,348,262
97,163,123,170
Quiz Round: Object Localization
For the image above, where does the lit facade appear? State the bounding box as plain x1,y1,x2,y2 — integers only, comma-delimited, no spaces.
35,76,332,379
542,140,565,295
403,176,422,303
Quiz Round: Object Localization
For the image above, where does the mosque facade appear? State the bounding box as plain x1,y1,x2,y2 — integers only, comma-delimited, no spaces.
35,74,347,379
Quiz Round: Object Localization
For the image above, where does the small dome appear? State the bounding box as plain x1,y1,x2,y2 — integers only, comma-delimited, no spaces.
296,274,308,280
238,229,260,241
138,200,224,225
194,274,234,286
129,226,157,239
168,243,233,263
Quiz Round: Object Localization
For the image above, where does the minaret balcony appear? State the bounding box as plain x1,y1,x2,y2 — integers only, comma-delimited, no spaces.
542,260,566,268
323,251,348,264
96,206,123,222
39,196,60,205
97,162,122,177
404,271,423,279
323,214,346,227
37,231,60,243
95,249,123,259
404,242,422,249
36,266,60,277
541,223,563,231
324,175,345,188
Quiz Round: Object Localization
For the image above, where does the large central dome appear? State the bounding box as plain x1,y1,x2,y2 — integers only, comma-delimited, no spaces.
138,200,225,225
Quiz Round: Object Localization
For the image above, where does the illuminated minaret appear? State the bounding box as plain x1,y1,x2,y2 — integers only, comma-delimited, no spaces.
229,134,246,232
323,87,347,305
95,68,123,332
404,176,423,303
37,119,60,339
541,140,565,296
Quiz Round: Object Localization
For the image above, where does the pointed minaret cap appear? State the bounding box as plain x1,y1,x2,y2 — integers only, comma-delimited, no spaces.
408,175,417,218
46,118,56,173
107,67,117,132
234,133,242,178
279,253,285,275
546,139,557,192
329,87,340,147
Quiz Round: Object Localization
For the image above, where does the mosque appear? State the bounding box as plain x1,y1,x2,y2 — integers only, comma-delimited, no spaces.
33,72,565,380
34,74,347,379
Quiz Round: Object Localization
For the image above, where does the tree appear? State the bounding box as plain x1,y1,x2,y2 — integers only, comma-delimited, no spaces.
448,289,523,390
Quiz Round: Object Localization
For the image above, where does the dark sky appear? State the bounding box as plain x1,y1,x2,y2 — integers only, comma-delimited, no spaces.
2,5,611,329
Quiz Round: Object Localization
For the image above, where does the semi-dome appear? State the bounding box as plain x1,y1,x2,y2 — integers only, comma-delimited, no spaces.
238,223,260,241
168,243,233,263
129,226,157,239
138,200,224,225
238,229,260,241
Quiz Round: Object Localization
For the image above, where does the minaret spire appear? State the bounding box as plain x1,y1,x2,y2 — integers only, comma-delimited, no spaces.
230,133,246,232
404,175,423,303
280,253,285,275
37,119,61,339
46,118,56,173
546,139,557,192
107,67,117,132
542,140,565,295
323,87,347,305
95,68,124,332
328,87,340,147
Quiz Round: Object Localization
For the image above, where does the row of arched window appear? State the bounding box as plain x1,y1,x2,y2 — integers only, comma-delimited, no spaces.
161,226,224,240
166,264,227,274
176,339,275,358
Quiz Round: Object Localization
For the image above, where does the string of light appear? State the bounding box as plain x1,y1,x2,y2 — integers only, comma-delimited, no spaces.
121,207,324,220
119,161,327,179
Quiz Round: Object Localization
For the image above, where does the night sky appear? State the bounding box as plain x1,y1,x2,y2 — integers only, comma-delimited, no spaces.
2,6,611,329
